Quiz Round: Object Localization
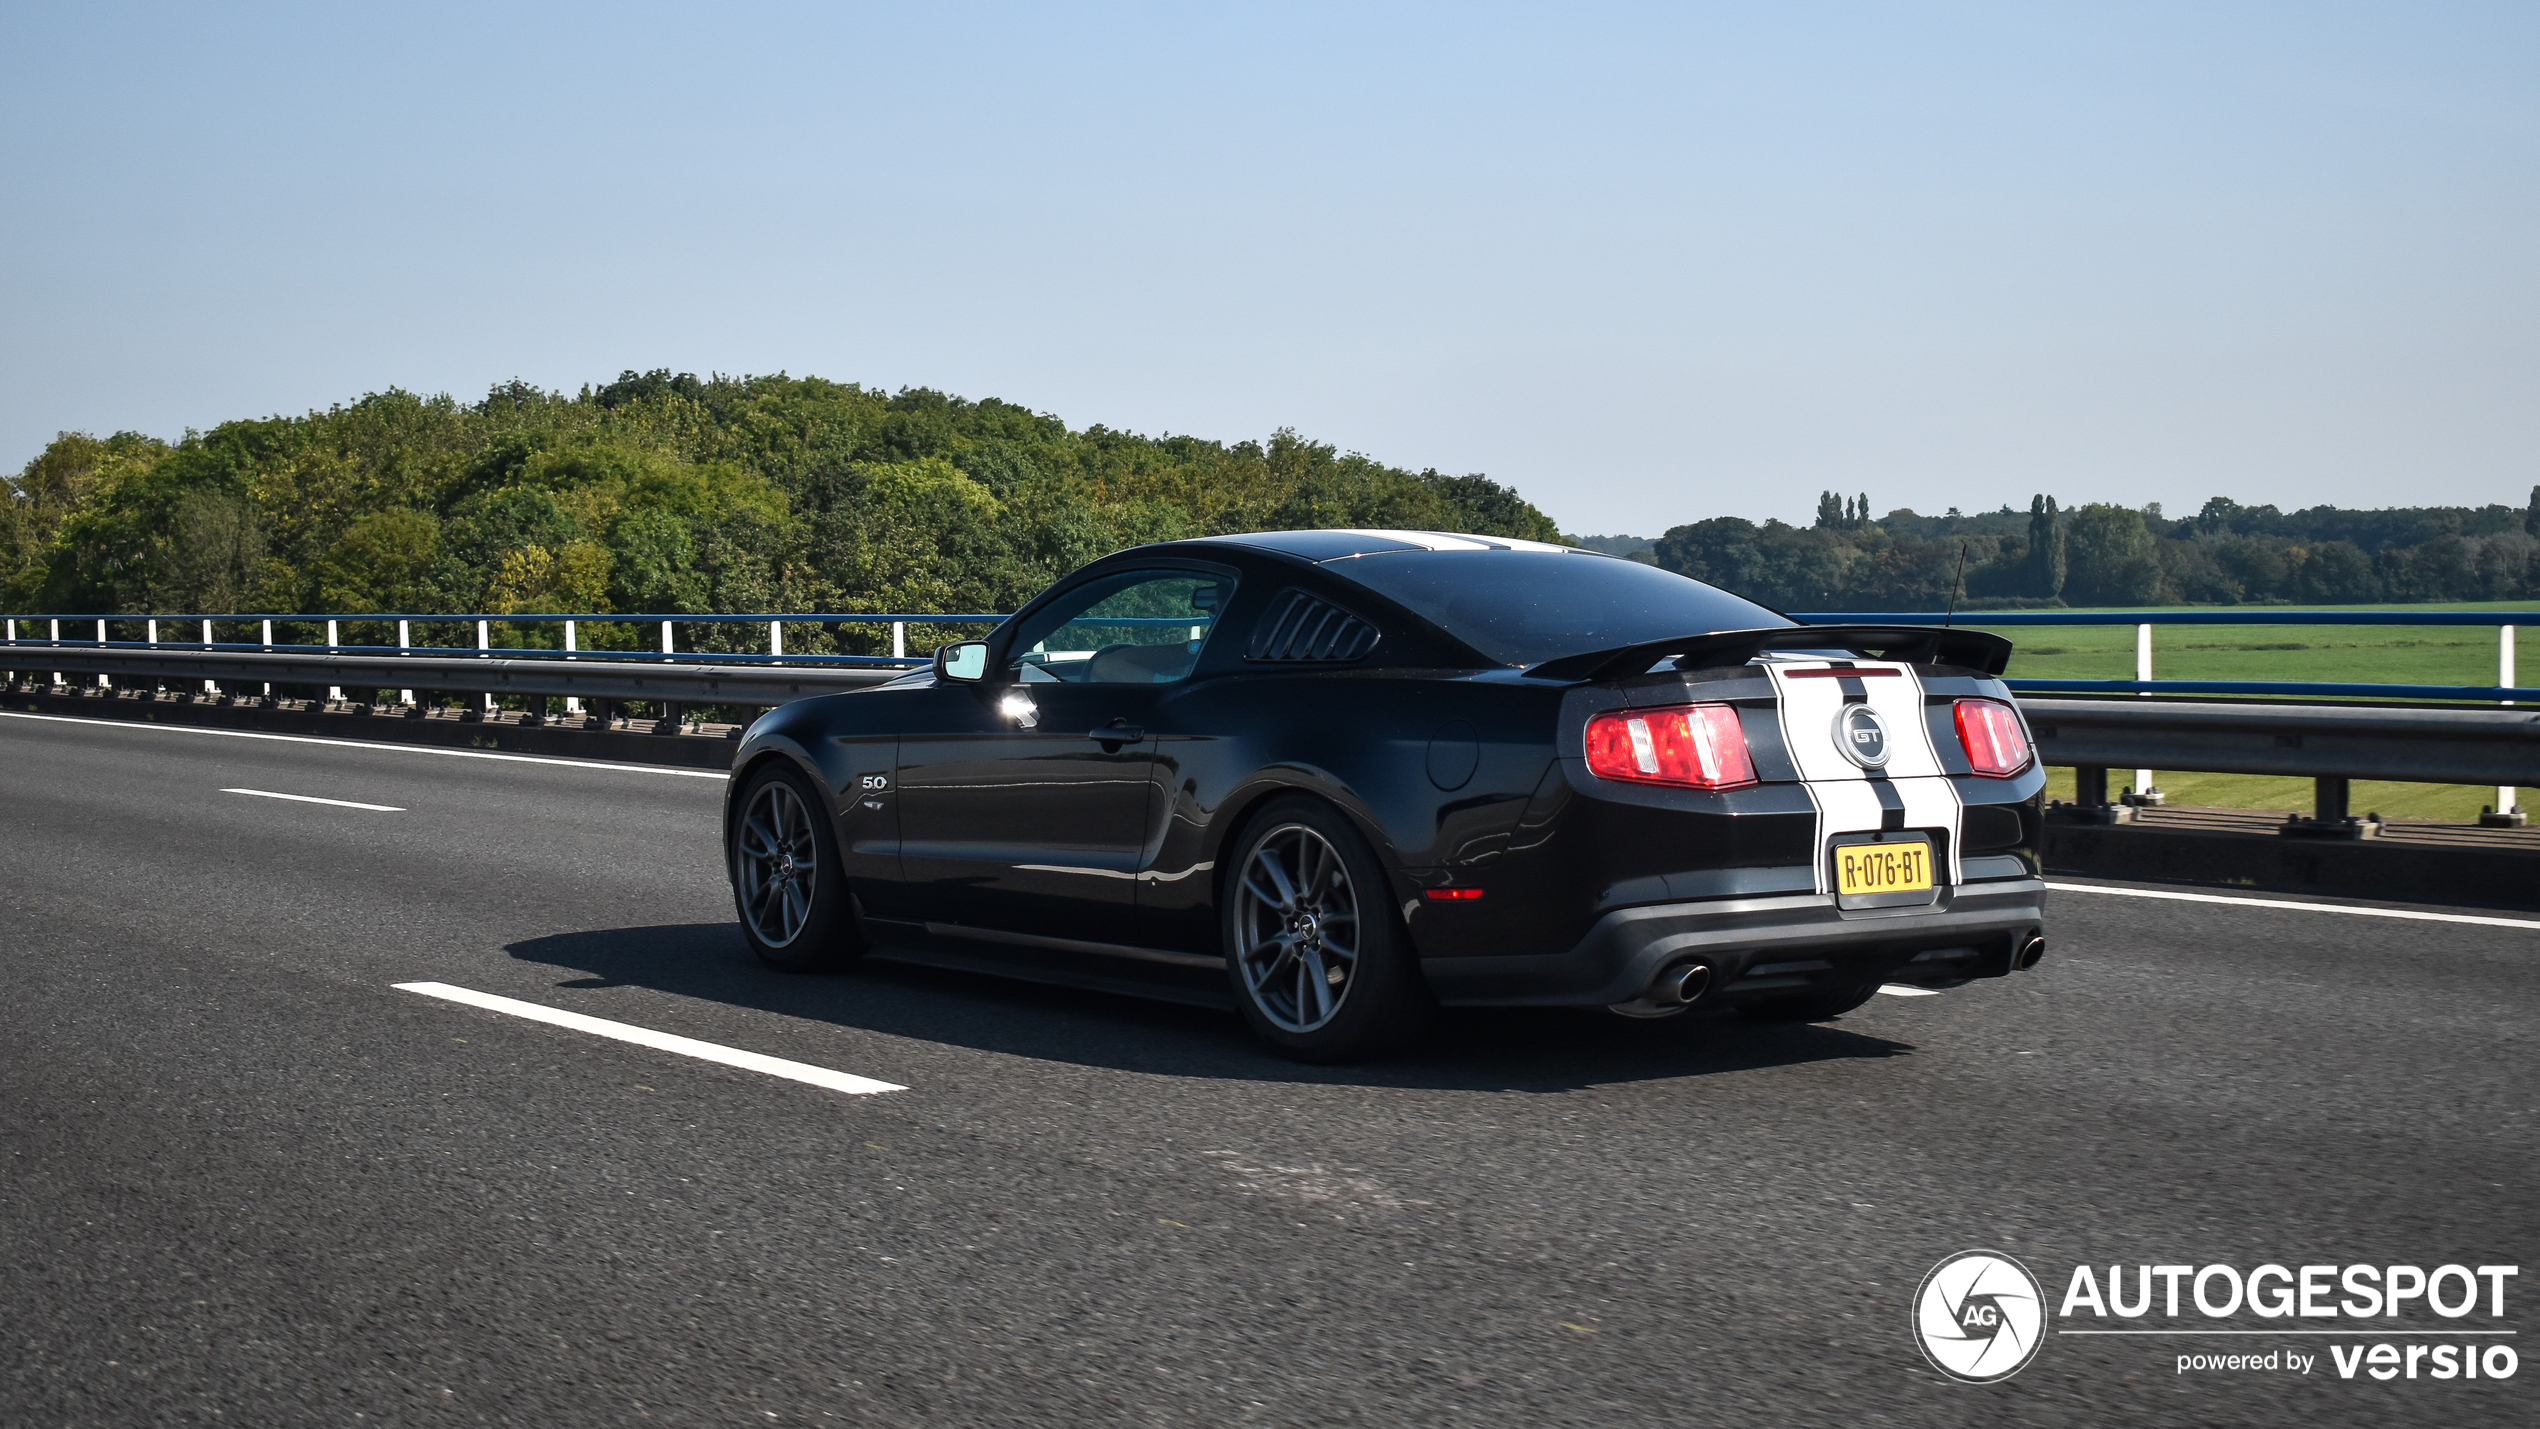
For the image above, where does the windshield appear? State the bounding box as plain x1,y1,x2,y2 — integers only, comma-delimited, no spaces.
1326,551,1789,666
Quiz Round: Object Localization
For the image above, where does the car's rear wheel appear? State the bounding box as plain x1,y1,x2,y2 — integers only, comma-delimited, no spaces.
731,763,862,973
1224,797,1431,1062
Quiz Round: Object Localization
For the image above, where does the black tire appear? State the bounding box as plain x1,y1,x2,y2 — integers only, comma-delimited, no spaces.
1222,796,1433,1062
1737,981,1878,1023
729,762,863,973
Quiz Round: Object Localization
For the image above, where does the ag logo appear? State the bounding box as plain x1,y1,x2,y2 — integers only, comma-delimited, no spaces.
1835,704,1890,768
1913,1250,2045,1383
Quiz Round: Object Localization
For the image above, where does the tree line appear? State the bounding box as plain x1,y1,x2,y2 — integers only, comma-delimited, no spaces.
1624,489,2540,611
10,370,2533,650
0,372,1560,656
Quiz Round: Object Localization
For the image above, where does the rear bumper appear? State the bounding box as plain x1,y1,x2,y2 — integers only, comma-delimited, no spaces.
1419,876,2048,1007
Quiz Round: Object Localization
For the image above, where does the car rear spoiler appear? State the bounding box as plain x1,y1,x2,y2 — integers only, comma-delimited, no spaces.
1522,625,2015,683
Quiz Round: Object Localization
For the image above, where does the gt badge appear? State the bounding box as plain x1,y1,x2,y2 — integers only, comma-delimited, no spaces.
1834,704,1890,769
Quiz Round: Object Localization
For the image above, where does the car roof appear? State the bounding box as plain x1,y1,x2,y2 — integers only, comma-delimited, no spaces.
1189,528,1583,562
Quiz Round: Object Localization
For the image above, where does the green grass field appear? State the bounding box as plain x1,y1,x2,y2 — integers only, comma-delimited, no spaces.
1972,599,2528,688
1975,601,2531,823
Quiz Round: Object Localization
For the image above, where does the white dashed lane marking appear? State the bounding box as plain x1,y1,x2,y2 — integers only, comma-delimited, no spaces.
394,982,905,1095
224,787,404,812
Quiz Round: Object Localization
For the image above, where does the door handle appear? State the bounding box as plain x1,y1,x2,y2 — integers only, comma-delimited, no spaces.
1086,724,1148,745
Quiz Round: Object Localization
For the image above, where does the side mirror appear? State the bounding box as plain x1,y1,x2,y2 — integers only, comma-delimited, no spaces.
934,640,989,683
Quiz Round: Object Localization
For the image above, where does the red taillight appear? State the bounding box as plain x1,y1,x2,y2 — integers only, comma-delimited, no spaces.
1583,703,1757,789
1954,698,2032,777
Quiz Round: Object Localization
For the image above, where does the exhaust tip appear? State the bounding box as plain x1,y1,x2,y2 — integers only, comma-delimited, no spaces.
2015,934,2046,971
1654,962,1713,1006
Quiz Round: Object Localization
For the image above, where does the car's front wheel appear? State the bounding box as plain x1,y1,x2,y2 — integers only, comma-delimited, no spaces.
1223,797,1431,1062
730,762,862,973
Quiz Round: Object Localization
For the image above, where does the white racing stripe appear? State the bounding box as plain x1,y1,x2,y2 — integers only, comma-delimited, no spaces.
395,982,906,1095
1763,660,1964,890
2047,881,2540,932
0,709,726,779
224,787,402,812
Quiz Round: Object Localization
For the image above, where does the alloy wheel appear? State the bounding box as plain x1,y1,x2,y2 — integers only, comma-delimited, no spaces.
737,778,818,948
1233,822,1360,1032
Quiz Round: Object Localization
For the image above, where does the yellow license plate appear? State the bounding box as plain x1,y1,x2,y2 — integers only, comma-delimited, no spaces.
1833,840,1933,897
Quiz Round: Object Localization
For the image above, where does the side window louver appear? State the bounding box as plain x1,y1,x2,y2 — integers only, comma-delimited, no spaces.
1247,590,1381,663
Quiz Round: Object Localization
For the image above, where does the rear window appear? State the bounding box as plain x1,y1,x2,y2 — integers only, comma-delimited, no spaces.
1326,550,1789,666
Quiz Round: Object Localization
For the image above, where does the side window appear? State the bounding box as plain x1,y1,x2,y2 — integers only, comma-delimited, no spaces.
1006,571,1232,684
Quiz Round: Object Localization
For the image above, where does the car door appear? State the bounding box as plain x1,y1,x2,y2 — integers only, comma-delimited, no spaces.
894,568,1233,944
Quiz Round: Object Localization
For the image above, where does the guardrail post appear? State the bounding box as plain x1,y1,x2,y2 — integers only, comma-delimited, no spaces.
2486,625,2525,827
2129,623,2161,805
397,619,414,708
476,619,492,715
2076,765,2107,806
200,619,217,695
327,619,343,702
2052,763,2138,825
770,619,783,662
893,620,906,660
97,619,111,690
658,620,678,731
260,618,273,699
2283,774,2379,840
51,618,61,688
563,619,581,714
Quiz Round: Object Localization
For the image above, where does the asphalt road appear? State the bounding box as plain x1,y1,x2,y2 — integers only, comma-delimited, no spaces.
1,709,2532,1428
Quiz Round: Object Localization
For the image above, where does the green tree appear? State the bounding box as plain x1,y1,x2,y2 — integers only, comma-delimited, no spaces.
2063,504,2163,605
2025,495,2066,599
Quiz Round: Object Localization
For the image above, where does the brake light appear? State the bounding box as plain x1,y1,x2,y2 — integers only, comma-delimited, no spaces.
1953,698,2032,777
1583,703,1757,789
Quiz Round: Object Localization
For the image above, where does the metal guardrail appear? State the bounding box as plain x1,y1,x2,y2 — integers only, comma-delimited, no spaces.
0,611,1003,667
1799,607,2532,822
2022,698,2540,785
0,645,900,705
8,603,2533,820
2020,697,2540,835
4,635,2530,831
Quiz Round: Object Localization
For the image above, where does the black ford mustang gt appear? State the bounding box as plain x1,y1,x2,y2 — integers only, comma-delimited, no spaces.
724,529,2047,1061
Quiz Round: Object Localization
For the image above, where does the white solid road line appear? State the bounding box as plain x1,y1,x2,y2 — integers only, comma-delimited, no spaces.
1877,984,1941,997
0,709,726,779
394,982,905,1095
2047,880,2540,932
223,787,404,812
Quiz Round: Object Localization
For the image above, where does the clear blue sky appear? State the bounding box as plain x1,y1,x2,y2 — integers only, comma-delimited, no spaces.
3,2,2532,536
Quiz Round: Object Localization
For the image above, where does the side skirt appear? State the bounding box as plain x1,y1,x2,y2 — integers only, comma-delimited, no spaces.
862,918,1236,1012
